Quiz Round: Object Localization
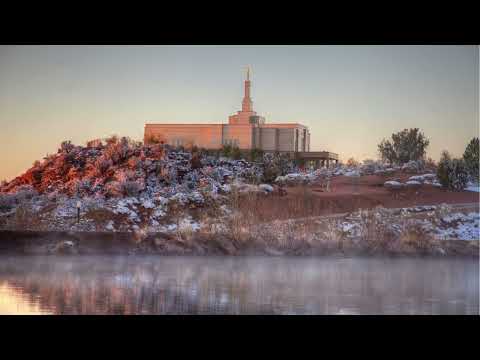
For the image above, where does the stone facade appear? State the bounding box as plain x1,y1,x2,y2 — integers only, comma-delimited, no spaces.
144,69,310,153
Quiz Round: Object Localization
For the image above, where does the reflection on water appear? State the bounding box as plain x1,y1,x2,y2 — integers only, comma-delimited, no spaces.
0,256,478,315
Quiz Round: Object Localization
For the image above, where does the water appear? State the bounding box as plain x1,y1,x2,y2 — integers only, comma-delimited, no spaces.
0,256,478,315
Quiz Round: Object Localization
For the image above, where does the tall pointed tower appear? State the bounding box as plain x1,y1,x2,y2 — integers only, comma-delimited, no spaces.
229,66,264,125
241,67,253,112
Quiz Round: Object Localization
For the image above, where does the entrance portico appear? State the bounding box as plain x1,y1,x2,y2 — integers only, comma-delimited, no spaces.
298,151,339,169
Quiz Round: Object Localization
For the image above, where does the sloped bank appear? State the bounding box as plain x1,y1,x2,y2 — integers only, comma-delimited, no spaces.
0,229,477,257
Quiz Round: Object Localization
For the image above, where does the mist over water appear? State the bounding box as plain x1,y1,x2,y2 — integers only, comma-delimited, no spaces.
0,256,478,315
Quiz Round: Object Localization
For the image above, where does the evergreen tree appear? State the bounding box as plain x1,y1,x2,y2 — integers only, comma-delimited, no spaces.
463,137,479,182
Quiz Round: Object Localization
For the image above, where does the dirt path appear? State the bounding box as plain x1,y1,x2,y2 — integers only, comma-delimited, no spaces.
262,202,479,227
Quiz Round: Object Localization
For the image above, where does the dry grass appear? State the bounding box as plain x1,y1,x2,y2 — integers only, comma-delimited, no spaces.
9,203,47,230
194,189,448,255
230,185,328,222
84,208,117,231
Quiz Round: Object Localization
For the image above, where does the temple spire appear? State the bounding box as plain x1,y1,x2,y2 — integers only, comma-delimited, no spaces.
242,66,253,112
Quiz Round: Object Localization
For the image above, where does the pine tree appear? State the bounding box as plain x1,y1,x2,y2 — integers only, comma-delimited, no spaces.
463,137,479,182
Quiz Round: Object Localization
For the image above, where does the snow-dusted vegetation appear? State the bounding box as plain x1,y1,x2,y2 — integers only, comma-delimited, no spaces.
0,137,294,233
0,135,478,256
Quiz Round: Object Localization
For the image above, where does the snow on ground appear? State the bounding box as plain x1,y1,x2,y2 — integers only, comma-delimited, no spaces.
434,212,480,240
332,206,479,242
464,185,480,193
436,212,480,240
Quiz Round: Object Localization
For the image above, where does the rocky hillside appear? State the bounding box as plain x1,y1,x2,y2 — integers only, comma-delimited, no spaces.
0,137,296,232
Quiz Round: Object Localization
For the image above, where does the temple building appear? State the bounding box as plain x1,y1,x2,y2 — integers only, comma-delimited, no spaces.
144,68,338,166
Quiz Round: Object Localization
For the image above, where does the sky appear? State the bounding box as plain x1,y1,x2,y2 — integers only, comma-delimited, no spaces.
0,45,478,181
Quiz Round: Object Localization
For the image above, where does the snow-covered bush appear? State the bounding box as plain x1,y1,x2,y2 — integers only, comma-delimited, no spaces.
437,152,469,191
360,161,376,175
401,160,425,173
120,180,142,197
13,185,37,202
0,185,37,211
261,153,294,183
94,155,113,175
127,156,142,170
0,194,15,211
105,179,142,197
103,136,133,164
447,159,469,191
72,179,91,195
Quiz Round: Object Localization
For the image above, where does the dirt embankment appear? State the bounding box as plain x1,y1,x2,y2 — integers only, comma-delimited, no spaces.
0,229,477,258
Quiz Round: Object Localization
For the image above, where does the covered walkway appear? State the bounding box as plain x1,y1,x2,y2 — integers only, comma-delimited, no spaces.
297,151,339,169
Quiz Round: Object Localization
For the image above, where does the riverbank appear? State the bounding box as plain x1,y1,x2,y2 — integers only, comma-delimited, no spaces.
0,228,477,257
1,201,479,257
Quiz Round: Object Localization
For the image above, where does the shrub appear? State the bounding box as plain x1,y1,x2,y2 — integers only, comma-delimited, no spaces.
0,186,38,211
103,136,133,164
86,139,103,148
94,156,113,175
401,159,425,173
13,185,37,203
231,146,242,160
447,159,469,191
346,157,359,167
463,137,479,182
437,151,451,187
59,140,75,154
262,163,281,183
0,194,15,211
105,135,119,145
73,179,91,196
221,144,232,158
85,208,116,230
437,151,469,191
261,153,294,183
106,180,142,197
249,148,264,162
190,152,202,170
425,157,436,170
127,156,141,170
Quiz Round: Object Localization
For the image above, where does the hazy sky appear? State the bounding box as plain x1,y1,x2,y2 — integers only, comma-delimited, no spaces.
0,45,478,181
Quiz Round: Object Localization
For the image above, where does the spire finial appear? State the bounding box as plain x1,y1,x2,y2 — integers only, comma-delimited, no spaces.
246,65,250,81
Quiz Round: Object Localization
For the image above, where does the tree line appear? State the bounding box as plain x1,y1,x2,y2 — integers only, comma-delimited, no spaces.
377,128,478,190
